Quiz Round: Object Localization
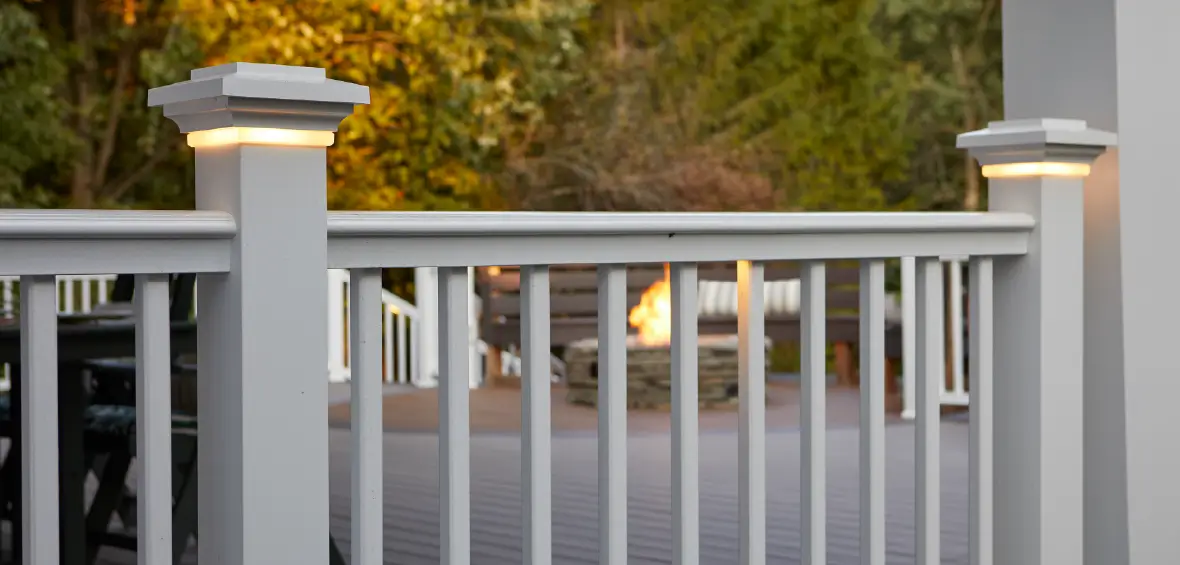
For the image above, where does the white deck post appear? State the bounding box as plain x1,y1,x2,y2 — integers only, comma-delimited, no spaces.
958,119,1114,565
1114,2,1180,561
149,63,368,565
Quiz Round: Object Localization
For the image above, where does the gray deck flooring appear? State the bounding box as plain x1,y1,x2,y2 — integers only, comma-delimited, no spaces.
321,421,970,565
14,418,972,565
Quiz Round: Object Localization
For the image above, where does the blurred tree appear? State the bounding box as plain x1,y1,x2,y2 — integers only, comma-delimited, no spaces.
879,0,1002,211
0,3,71,207
184,0,590,211
502,0,913,212
14,0,203,209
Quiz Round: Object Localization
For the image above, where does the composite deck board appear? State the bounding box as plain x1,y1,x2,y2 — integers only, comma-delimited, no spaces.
324,423,966,565
60,398,970,565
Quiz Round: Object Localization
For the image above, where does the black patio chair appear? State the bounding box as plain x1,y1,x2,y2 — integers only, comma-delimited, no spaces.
78,274,347,565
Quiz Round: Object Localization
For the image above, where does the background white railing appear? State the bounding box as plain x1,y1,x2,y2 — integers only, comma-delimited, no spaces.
326,268,423,386
0,274,119,392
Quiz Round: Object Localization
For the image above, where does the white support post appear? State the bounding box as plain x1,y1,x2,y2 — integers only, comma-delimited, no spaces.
149,63,369,565
1110,4,1180,563
958,119,1114,565
999,2,1133,562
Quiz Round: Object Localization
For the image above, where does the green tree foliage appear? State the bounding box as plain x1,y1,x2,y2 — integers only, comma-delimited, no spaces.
503,0,914,211
12,0,203,209
184,0,590,211
879,0,1002,210
658,0,915,210
1,0,1002,215
0,3,70,207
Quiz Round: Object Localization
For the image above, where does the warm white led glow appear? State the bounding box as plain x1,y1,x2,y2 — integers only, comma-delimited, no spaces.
981,162,1091,179
186,127,335,148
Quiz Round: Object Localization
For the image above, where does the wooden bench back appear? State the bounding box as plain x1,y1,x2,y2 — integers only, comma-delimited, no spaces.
478,262,863,348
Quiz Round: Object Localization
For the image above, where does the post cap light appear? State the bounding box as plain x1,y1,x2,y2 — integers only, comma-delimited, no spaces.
981,162,1092,179
957,118,1116,178
186,127,336,148
148,63,370,137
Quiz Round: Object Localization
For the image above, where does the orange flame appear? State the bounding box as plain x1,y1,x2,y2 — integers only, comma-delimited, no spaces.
628,265,672,346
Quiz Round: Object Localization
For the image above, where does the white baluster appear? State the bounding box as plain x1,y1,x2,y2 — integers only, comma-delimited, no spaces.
397,314,408,384
350,269,384,564
327,269,348,382
671,263,699,565
62,276,75,314
383,308,394,384
135,274,172,564
21,275,59,565
900,257,916,419
81,276,93,313
969,257,994,565
859,259,886,565
916,258,944,565
738,260,766,565
800,261,826,565
950,258,967,399
597,264,627,565
521,265,552,565
439,266,471,565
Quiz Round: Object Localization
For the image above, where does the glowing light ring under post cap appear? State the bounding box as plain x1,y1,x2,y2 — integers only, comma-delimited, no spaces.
186,127,336,148
980,161,1091,179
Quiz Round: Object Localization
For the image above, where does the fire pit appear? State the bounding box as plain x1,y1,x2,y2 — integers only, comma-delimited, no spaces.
563,334,770,409
564,264,769,409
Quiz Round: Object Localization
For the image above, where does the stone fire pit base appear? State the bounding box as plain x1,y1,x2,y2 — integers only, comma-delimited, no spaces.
564,334,771,410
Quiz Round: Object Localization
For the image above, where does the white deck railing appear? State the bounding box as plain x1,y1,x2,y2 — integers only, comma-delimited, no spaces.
2,64,1106,565
326,210,1027,565
0,209,235,564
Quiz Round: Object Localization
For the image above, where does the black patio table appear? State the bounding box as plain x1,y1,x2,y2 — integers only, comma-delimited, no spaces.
0,315,197,565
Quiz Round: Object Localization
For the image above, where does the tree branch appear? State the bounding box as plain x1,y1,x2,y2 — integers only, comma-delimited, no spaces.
101,122,173,203
93,43,136,192
70,0,97,208
974,0,998,48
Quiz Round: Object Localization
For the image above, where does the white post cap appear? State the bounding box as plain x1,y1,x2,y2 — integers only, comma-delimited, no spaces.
957,118,1117,166
147,63,370,133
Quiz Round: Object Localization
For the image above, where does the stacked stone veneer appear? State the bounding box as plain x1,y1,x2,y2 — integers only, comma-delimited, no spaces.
564,334,771,409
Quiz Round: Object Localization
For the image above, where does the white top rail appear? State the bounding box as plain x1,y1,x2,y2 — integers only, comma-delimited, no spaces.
327,211,1035,268
329,211,1033,236
0,209,237,238
0,210,237,275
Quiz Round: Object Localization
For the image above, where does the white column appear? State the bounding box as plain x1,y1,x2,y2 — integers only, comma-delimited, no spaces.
149,63,368,565
1112,3,1180,563
416,266,440,386
1000,1,1128,562
958,118,1114,565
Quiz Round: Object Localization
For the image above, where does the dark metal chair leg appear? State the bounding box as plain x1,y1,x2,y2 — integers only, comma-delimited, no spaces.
171,459,198,563
84,450,132,565
330,537,347,565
